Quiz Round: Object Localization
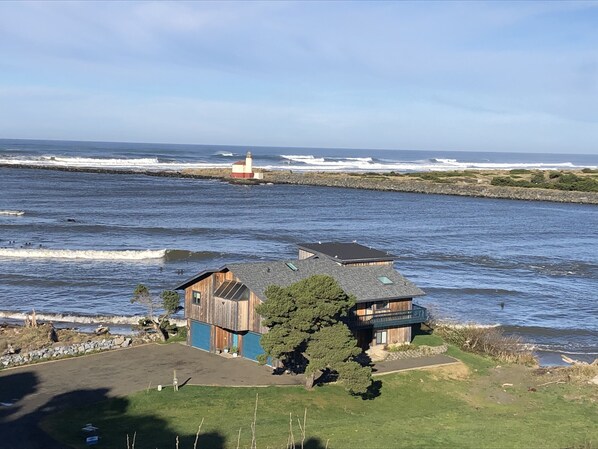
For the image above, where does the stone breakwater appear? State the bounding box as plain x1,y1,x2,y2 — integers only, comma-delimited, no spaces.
385,344,448,361
261,172,598,205
1,335,133,368
3,164,597,204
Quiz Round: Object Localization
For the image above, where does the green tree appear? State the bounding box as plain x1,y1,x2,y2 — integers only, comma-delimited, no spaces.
256,275,372,394
131,284,181,341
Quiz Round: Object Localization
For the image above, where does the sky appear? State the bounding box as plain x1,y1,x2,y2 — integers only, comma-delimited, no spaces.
0,1,597,154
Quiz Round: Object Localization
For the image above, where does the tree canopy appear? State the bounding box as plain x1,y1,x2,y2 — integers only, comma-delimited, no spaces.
256,275,372,394
131,284,181,340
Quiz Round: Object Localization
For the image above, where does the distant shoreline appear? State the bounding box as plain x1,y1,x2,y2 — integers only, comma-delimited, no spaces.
3,163,598,204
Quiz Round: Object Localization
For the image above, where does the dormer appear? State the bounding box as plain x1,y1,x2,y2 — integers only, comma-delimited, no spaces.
297,242,395,266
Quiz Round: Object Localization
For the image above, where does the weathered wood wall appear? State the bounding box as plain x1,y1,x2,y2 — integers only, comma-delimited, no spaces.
344,261,393,266
185,269,262,333
298,249,315,260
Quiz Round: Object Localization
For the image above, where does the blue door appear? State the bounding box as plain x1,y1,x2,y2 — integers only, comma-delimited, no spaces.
190,321,211,351
242,332,264,361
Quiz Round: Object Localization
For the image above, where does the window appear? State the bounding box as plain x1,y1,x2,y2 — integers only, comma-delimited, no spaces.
214,281,249,301
375,330,387,345
376,301,390,311
285,262,298,271
192,291,201,306
377,276,394,285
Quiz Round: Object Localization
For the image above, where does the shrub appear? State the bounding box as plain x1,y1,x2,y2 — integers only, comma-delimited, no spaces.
558,173,581,184
434,325,536,365
386,344,416,352
509,169,531,174
530,172,546,184
491,177,530,187
548,171,561,179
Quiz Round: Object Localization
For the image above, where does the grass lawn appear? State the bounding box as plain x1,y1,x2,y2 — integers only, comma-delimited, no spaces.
42,351,597,449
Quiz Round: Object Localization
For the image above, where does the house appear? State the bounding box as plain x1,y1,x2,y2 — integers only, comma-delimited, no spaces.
174,242,427,362
231,151,263,179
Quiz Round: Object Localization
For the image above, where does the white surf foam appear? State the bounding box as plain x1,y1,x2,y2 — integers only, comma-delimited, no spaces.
269,157,591,172
0,155,230,171
2,153,594,173
0,248,167,260
0,311,185,326
0,210,24,216
434,321,502,329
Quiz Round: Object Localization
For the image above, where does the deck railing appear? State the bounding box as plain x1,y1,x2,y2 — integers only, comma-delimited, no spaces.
346,304,428,329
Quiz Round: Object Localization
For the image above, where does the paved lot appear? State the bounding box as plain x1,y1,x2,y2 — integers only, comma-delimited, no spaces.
0,343,301,449
0,344,459,449
373,354,459,375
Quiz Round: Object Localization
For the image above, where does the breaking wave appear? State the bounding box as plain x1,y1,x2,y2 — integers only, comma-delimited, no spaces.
0,155,229,171
0,248,225,262
0,248,167,260
0,210,24,216
433,320,502,329
0,310,185,326
274,155,589,172
1,151,593,173
214,151,236,157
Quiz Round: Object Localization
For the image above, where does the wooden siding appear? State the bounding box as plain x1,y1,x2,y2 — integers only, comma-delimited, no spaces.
351,299,413,348
298,249,315,260
390,299,411,312
185,270,263,334
353,298,411,316
344,261,394,266
388,326,411,344
184,275,213,323
213,326,231,350
213,297,249,331
248,290,268,334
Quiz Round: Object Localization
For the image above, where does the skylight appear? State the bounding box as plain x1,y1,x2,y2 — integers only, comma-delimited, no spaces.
214,281,249,301
286,262,298,271
378,276,394,285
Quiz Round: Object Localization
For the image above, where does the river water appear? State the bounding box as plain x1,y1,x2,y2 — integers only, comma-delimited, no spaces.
0,139,596,364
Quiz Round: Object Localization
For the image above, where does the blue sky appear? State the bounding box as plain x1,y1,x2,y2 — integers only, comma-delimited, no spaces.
0,1,597,154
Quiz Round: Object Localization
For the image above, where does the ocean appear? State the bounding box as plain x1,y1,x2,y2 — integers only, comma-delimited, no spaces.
0,139,597,365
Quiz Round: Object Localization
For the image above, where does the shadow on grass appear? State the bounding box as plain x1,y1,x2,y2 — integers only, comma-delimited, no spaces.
359,379,383,400
0,369,228,449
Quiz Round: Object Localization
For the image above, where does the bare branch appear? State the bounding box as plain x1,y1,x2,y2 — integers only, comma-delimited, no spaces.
193,418,205,449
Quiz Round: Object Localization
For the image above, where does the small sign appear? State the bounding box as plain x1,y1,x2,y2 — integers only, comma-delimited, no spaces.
86,436,99,445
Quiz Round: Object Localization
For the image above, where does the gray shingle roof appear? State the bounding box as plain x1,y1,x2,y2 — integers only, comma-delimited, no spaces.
297,242,396,264
227,257,424,303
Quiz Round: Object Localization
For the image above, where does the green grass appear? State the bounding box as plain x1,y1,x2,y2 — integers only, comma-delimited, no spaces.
43,357,597,449
411,332,444,347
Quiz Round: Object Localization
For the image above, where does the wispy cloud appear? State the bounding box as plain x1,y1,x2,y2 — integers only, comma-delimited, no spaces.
0,1,597,153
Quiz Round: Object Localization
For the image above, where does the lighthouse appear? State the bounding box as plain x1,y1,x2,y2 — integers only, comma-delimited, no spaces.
231,151,255,179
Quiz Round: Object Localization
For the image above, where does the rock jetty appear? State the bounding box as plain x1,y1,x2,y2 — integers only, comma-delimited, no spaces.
1,336,133,368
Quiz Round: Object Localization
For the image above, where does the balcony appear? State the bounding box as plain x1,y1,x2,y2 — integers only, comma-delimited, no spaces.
346,304,428,329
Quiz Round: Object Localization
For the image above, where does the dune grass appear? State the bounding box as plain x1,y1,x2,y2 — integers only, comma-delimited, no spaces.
42,352,597,449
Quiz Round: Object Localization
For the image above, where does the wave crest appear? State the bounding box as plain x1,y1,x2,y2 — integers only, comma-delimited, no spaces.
0,310,185,326
0,210,24,216
0,248,167,260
